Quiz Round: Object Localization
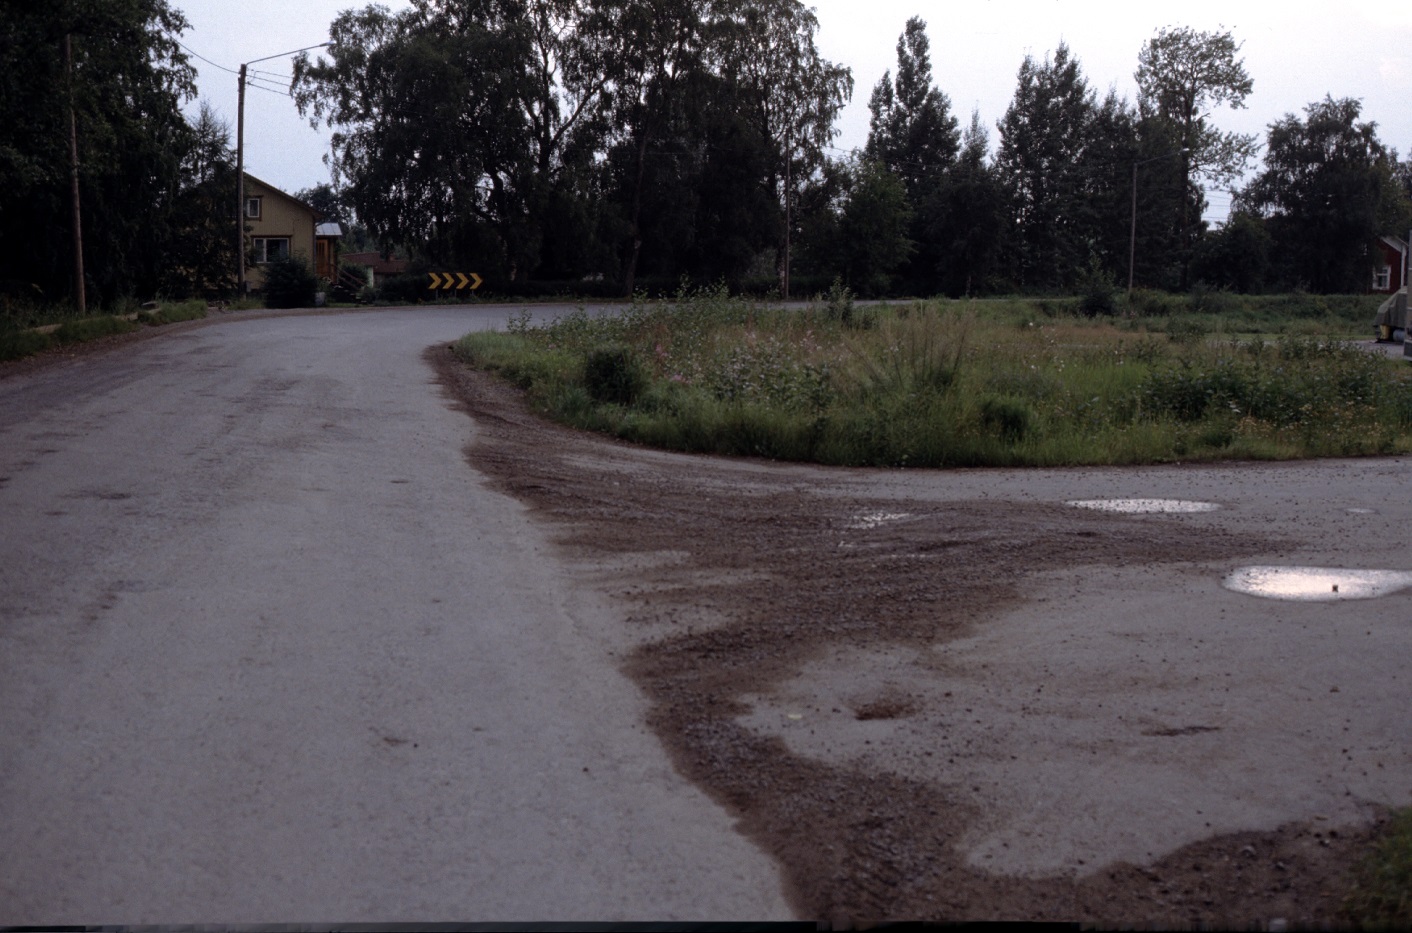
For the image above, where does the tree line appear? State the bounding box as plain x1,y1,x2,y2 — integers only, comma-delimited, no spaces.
2,0,1409,310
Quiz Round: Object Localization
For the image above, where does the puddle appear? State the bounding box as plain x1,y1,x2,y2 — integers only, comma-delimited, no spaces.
1066,498,1220,514
1223,566,1412,601
845,511,912,529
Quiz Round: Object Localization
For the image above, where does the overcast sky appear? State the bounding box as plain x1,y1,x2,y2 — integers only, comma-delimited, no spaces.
174,0,1412,225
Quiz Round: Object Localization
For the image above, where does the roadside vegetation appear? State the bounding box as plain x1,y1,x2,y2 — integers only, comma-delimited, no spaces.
0,298,211,363
1344,807,1412,928
455,286,1412,468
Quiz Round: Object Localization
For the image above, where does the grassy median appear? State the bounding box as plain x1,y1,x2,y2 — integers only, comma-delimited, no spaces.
454,286,1412,468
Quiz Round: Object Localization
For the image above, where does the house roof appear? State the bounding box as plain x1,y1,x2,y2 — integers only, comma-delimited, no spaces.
243,172,324,221
343,251,409,276
316,222,343,238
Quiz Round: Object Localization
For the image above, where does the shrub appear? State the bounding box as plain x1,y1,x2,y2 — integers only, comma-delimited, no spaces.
0,329,55,361
1126,288,1182,317
583,345,647,405
262,255,318,309
979,395,1034,441
378,271,430,303
1187,282,1236,315
822,279,874,329
1078,260,1120,318
1166,317,1210,344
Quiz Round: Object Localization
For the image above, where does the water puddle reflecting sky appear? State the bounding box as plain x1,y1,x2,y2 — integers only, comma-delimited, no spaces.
846,511,912,530
1223,566,1412,601
1066,498,1221,514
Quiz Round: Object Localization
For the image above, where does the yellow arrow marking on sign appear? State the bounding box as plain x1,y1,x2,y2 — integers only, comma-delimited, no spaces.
429,271,484,291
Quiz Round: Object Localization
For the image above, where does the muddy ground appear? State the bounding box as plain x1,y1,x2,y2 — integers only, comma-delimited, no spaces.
428,347,1412,926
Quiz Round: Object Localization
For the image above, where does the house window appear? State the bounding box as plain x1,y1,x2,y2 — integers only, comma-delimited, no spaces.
1375,265,1391,290
252,237,290,264
245,196,262,219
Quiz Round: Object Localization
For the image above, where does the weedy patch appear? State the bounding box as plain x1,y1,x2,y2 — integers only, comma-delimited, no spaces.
1343,807,1412,928
455,290,1412,467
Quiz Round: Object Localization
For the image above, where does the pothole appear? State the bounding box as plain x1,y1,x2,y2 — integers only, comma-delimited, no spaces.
1223,566,1412,601
1065,498,1220,514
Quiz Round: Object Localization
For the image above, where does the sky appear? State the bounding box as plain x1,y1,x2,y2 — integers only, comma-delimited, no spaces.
173,0,1412,226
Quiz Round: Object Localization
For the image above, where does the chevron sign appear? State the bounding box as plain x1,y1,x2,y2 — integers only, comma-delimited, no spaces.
427,272,483,291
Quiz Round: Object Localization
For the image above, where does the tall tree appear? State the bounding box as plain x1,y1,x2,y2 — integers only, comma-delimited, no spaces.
865,17,957,294
596,0,711,293
995,43,1096,290
713,0,852,294
1135,25,1256,279
161,102,239,299
1240,96,1410,292
0,0,195,306
925,111,1008,296
864,17,959,194
837,158,913,297
294,0,613,281
1190,210,1271,293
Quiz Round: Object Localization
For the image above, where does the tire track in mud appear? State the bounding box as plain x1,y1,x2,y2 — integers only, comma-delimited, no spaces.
431,346,1388,924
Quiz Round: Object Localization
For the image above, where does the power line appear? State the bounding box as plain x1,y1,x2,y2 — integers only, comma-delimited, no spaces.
178,40,239,76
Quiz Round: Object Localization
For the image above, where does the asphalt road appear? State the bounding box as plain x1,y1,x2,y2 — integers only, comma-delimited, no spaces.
0,307,791,923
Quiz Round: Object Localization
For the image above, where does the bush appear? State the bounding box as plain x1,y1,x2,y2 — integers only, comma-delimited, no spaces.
1126,288,1182,317
1187,282,1236,315
0,329,55,361
979,395,1034,441
583,345,647,405
262,255,318,309
1078,260,1120,318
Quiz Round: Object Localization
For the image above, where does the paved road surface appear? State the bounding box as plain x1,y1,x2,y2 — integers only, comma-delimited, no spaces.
0,308,791,922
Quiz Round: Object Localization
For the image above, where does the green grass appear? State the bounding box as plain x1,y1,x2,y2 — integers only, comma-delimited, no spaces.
0,328,57,362
1344,808,1412,928
454,285,1412,468
0,299,208,362
134,298,208,326
52,315,139,344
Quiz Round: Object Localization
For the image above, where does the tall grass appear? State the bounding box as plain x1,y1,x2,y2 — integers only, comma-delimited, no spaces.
455,286,1412,467
0,298,208,362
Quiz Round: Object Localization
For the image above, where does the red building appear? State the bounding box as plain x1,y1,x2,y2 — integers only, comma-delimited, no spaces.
1371,235,1407,293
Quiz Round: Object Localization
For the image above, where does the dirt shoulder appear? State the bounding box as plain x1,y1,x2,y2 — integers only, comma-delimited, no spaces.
430,346,1404,924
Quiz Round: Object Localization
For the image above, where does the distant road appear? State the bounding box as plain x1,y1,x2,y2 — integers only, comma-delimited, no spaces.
0,307,790,922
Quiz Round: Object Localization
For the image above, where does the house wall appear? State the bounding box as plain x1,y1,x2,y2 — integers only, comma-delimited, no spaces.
244,177,317,290
1373,238,1405,294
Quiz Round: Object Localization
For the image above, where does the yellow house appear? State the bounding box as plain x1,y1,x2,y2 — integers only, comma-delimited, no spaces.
241,174,340,290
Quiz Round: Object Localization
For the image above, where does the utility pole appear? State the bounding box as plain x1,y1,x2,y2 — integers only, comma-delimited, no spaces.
65,33,85,314
235,43,330,297
235,63,247,297
782,127,791,301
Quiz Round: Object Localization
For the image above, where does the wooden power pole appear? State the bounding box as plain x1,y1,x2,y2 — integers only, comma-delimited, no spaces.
65,33,85,314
